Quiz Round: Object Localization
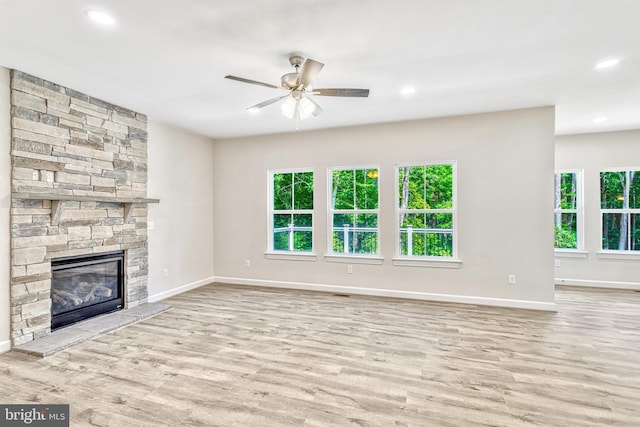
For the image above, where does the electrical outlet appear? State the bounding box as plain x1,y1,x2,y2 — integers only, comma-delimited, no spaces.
163,268,169,278
347,265,353,274
32,170,39,181
147,221,155,230
554,259,561,268
508,274,516,285
245,260,251,268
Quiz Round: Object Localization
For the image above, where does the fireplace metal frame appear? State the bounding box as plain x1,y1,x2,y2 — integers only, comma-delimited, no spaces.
51,250,125,330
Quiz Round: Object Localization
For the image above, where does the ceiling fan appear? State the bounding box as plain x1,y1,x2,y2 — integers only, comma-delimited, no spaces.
225,56,369,125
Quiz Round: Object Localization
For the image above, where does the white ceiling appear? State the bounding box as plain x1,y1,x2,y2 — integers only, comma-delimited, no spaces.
0,0,639,139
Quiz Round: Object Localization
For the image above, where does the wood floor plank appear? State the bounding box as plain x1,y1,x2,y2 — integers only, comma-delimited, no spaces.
1,284,639,426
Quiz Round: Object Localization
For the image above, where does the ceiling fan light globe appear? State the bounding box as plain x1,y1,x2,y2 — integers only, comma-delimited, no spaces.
281,97,296,118
281,107,295,119
298,108,312,120
86,9,116,26
299,97,316,115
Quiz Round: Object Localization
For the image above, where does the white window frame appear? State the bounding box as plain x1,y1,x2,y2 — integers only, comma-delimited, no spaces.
599,167,640,257
554,169,586,256
266,168,316,260
325,165,383,264
393,161,461,269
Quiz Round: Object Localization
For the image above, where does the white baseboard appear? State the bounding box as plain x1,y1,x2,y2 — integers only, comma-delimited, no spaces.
214,276,557,312
148,276,215,302
0,339,11,354
556,278,640,290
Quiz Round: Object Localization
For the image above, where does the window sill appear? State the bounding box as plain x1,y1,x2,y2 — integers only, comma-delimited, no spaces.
597,251,640,261
392,257,462,269
554,250,588,259
264,252,317,262
324,255,384,265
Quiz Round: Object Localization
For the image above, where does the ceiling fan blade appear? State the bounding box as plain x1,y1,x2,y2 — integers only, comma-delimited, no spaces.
225,75,280,90
313,88,370,97
296,58,324,89
246,95,289,110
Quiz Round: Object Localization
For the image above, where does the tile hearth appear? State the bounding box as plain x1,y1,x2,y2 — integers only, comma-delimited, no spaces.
14,303,171,357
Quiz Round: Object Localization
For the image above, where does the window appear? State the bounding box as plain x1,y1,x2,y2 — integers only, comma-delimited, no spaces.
554,171,583,250
329,167,379,255
600,169,640,251
397,163,455,257
269,170,313,252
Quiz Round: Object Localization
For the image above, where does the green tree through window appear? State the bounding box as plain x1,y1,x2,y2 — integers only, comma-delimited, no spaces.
600,170,640,251
271,170,313,252
554,172,580,249
398,163,454,257
330,167,379,254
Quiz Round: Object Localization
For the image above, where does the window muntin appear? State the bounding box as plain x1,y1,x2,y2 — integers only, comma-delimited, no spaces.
270,170,313,252
397,163,455,258
329,167,379,255
600,170,640,251
554,171,582,250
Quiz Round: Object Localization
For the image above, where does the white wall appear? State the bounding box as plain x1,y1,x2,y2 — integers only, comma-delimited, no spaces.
0,67,10,352
147,120,215,301
555,130,640,289
213,107,556,309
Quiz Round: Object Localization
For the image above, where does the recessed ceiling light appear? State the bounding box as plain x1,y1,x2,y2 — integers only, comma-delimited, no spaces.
593,117,608,124
86,10,116,26
400,87,416,95
595,58,620,70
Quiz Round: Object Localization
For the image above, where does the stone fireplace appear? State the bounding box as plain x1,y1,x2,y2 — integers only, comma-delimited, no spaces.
9,70,158,346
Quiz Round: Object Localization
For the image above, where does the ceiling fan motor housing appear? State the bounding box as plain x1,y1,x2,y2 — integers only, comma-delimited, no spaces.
281,73,300,89
282,56,306,89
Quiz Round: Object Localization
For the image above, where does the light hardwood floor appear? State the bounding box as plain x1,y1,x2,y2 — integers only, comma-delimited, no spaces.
1,284,639,426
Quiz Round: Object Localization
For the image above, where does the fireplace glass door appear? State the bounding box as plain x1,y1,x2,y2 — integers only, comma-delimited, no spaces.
51,251,124,330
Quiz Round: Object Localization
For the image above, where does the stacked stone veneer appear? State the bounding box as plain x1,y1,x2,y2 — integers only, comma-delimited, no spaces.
9,70,150,346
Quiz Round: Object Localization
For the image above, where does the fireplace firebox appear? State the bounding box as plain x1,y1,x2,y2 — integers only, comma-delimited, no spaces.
51,251,125,330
